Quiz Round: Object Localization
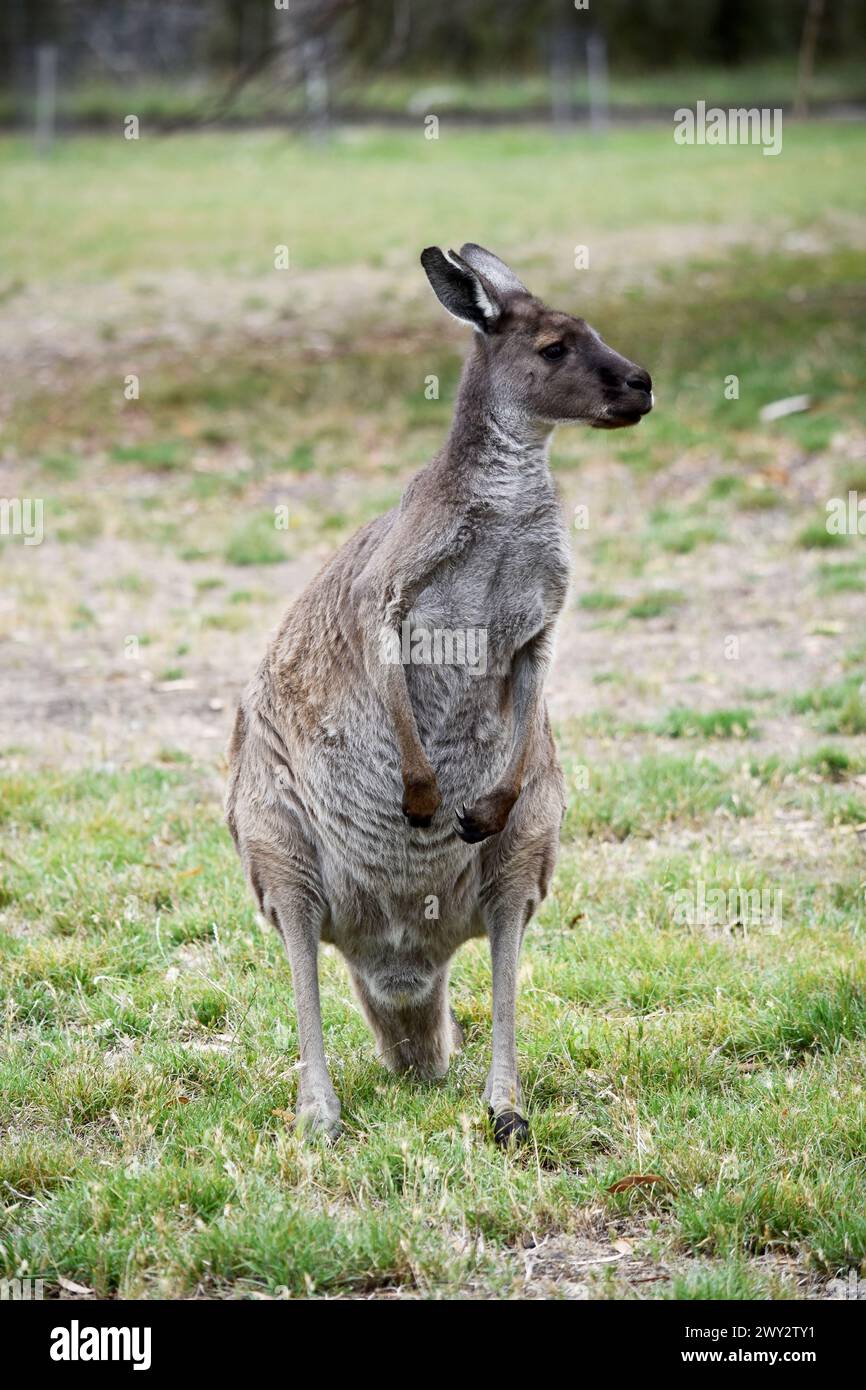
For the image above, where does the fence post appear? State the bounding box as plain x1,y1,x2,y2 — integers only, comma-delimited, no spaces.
586,31,609,136
549,25,575,131
35,43,58,153
302,38,330,142
794,0,825,119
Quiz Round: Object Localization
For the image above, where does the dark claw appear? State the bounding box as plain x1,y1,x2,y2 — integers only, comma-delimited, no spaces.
489,1106,530,1147
454,809,489,844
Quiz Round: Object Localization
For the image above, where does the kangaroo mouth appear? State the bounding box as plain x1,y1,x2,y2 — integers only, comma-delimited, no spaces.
591,409,645,430
592,392,654,429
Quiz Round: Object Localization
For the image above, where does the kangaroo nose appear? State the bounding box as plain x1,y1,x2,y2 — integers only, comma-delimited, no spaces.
626,369,652,394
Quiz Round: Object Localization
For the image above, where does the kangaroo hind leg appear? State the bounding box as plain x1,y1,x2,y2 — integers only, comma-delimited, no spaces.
247,842,341,1140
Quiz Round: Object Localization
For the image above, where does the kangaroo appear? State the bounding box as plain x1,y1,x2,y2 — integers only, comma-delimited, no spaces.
226,244,652,1144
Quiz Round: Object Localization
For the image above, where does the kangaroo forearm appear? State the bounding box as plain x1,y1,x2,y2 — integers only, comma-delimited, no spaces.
356,585,434,779
354,528,455,790
388,664,441,825
356,589,442,824
500,631,553,793
382,662,434,777
499,688,544,796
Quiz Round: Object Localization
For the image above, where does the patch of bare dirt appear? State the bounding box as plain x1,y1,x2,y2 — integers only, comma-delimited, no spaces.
1,429,863,773
506,1225,853,1300
549,439,866,759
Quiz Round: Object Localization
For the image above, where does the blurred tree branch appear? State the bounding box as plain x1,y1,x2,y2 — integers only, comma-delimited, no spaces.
794,0,826,119
160,0,355,131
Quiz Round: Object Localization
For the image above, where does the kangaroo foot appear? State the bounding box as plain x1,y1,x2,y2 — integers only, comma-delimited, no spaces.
295,1089,342,1141
489,1106,530,1147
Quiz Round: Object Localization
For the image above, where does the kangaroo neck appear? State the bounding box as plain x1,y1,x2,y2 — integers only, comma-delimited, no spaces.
443,349,554,494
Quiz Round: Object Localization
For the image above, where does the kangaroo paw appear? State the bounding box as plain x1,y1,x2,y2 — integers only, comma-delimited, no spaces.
402,774,442,827
454,789,516,843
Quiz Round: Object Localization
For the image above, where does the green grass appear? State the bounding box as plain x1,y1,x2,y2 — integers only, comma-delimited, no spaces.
224,514,289,567
655,707,757,740
627,590,686,620
706,474,787,512
646,511,721,555
562,753,751,841
578,590,624,612
792,677,866,735
805,745,861,780
798,517,848,550
818,560,866,595
110,441,190,472
1,123,865,283
1,762,864,1297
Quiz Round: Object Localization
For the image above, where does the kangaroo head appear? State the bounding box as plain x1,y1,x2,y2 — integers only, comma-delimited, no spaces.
421,242,653,430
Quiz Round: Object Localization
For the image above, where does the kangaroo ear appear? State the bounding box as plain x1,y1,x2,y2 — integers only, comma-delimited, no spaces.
420,246,501,332
458,243,528,296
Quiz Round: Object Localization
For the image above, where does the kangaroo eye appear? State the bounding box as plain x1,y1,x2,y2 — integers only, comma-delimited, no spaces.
540,342,566,362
